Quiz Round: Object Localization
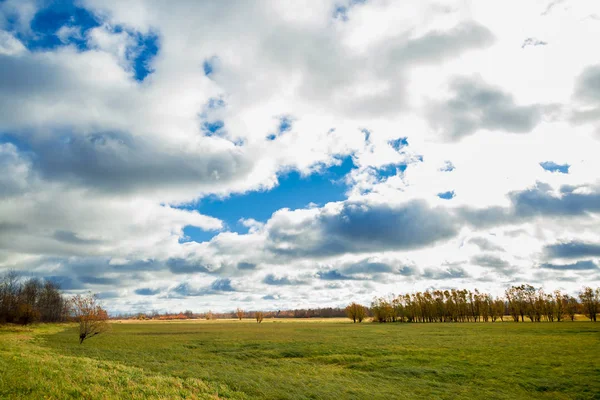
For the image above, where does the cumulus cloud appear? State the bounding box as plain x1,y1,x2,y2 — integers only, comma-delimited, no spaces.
266,200,458,257
427,76,547,140
544,241,600,259
540,260,598,271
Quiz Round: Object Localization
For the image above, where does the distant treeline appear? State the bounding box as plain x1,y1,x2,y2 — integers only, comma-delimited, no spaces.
114,285,600,323
366,285,599,323
113,307,347,321
0,272,70,325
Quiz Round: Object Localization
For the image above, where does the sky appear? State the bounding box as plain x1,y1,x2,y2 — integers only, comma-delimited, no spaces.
1,0,600,314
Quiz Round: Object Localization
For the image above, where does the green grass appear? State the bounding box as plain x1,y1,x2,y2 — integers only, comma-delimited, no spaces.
1,320,599,399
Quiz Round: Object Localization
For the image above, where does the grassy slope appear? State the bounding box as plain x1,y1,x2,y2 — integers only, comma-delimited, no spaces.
2,320,600,399
0,324,239,399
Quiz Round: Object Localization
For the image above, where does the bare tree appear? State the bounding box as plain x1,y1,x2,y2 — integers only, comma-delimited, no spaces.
71,293,109,344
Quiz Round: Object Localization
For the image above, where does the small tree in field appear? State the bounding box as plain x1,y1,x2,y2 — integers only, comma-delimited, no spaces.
71,293,109,344
236,308,244,320
255,311,264,323
345,302,367,323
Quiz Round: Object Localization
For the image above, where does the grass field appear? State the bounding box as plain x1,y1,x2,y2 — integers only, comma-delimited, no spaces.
1,320,599,399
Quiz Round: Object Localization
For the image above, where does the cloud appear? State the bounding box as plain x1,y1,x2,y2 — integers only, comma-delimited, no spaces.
572,64,600,127
210,278,236,292
267,200,458,257
388,22,494,65
540,260,598,270
171,278,237,297
574,65,600,104
427,76,547,140
342,260,395,275
510,183,600,218
468,237,505,252
471,255,511,270
53,230,104,245
78,275,120,285
237,262,257,270
263,274,306,286
316,270,356,281
135,288,161,296
544,241,600,259
167,258,211,275
422,267,469,280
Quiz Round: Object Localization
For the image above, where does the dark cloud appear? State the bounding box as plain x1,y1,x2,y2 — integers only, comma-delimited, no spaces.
572,64,600,126
471,255,510,270
510,183,600,218
53,230,103,245
574,65,600,104
544,241,600,259
460,183,600,228
427,76,546,140
0,52,253,194
171,278,236,297
263,274,306,286
78,275,120,285
135,287,161,296
468,237,505,252
237,262,257,270
44,275,83,290
338,259,417,277
316,270,356,281
268,200,458,257
342,260,394,275
539,260,598,270
458,206,511,228
390,22,494,65
0,222,26,234
167,258,211,274
28,131,251,194
210,278,235,292
422,267,468,280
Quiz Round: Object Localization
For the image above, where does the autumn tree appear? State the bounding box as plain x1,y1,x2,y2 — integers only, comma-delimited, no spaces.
255,311,264,323
554,291,566,322
565,295,579,321
0,272,67,325
579,287,599,322
236,308,244,320
345,302,367,323
71,293,109,344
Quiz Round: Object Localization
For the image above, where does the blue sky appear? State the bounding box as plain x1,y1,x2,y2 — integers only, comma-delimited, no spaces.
181,155,355,242
1,0,599,313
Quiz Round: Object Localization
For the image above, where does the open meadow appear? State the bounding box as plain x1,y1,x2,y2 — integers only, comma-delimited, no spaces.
1,319,599,399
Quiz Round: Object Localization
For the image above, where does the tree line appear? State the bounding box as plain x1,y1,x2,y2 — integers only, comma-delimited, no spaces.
0,271,69,324
346,285,599,323
0,271,109,344
114,307,348,321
